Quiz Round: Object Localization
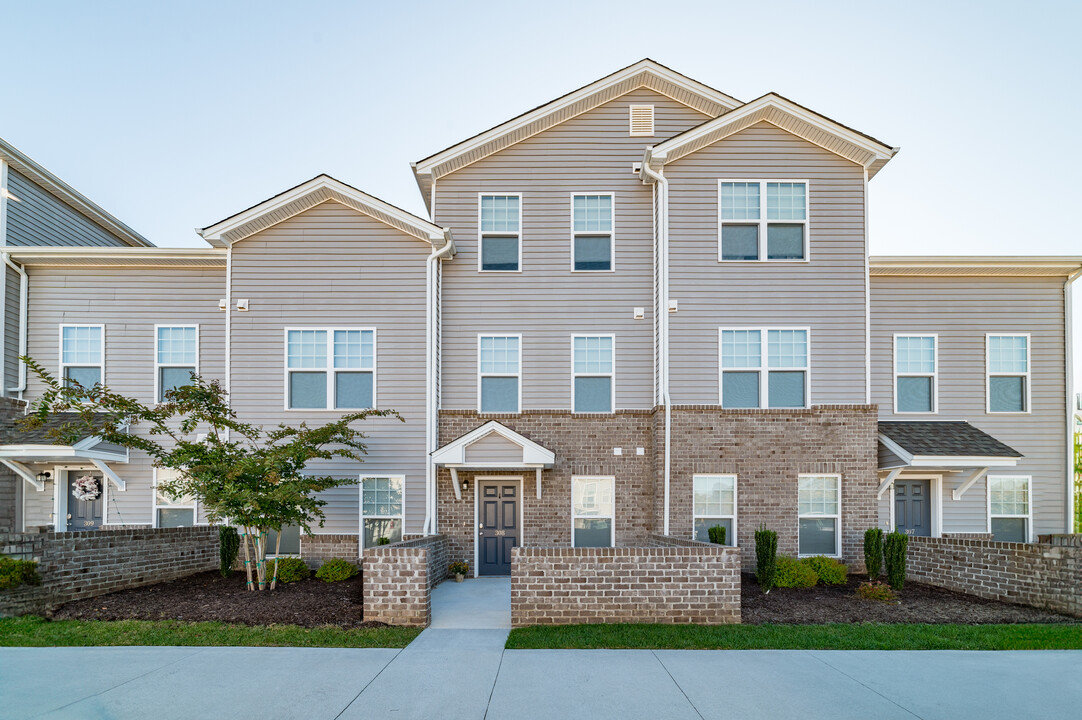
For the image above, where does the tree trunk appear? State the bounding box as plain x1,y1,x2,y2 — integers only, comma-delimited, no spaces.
269,531,282,591
256,531,266,590
241,527,254,591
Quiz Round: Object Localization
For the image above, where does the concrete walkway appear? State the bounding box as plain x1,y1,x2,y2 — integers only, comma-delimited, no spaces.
2,579,1080,719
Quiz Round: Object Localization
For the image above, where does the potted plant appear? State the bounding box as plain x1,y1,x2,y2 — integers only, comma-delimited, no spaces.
450,561,469,582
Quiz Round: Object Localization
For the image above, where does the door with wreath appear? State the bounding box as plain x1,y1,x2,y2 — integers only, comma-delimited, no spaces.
67,472,104,531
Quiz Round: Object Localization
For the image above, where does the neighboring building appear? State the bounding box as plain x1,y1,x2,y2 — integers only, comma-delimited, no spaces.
0,138,152,532
0,61,1078,573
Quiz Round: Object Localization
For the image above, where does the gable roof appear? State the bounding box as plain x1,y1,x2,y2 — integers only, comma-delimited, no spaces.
197,174,454,252
431,420,555,467
0,136,153,247
411,59,743,207
643,93,898,179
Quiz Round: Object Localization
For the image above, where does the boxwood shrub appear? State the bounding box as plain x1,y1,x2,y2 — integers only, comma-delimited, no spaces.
801,555,848,585
315,558,359,582
266,557,309,583
0,557,42,590
774,556,818,588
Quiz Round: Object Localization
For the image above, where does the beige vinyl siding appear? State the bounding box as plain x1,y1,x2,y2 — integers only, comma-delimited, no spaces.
20,266,225,528
5,169,131,247
464,433,524,464
871,275,1068,535
665,122,868,405
229,201,429,537
436,89,710,410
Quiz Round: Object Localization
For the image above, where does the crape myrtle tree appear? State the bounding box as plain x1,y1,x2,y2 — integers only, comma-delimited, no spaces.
19,357,400,590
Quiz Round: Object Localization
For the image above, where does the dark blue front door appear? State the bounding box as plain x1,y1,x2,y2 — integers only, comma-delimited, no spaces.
478,481,519,575
895,479,932,536
67,472,104,531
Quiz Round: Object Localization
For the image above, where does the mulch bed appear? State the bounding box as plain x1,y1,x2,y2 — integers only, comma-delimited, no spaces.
742,573,1078,625
54,571,374,628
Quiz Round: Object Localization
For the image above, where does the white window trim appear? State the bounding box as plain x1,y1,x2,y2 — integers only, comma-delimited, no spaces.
151,467,198,528
717,179,810,263
571,475,615,548
797,473,842,558
359,474,406,550
987,474,1033,542
893,333,939,414
569,192,616,273
571,333,616,414
282,327,377,411
986,333,1031,415
59,324,105,388
154,324,199,403
692,473,738,546
717,326,811,409
477,333,522,414
628,104,655,137
477,192,523,273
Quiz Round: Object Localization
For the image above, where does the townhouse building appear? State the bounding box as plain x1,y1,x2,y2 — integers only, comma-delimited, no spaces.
0,61,1077,575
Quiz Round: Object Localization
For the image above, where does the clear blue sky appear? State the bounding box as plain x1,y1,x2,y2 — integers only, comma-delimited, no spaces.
4,0,1081,386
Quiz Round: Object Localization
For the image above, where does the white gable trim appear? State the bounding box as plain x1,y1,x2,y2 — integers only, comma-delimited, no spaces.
198,175,454,251
431,420,555,467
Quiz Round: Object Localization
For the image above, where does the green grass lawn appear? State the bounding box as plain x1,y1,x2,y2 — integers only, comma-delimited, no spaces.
0,616,421,648
506,623,1082,651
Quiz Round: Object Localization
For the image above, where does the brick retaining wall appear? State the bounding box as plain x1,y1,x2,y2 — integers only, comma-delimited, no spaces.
907,535,1082,618
510,534,741,627
361,534,448,627
0,526,219,617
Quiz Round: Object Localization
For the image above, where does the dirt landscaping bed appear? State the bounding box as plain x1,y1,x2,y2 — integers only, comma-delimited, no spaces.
742,573,1078,625
54,570,371,628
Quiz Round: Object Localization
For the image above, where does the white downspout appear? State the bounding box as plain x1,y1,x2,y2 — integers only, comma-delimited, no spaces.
1065,268,1080,533
0,158,8,394
424,233,454,536
3,253,28,397
641,152,671,535
863,166,872,404
225,245,232,398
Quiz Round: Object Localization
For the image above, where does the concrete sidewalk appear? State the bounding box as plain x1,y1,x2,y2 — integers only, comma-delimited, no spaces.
2,579,1080,719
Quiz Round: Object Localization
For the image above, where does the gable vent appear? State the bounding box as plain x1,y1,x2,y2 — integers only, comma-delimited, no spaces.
629,105,655,137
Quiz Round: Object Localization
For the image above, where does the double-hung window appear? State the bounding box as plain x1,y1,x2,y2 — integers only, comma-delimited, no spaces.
571,194,613,271
894,335,937,413
987,334,1029,413
153,468,196,528
798,474,841,556
285,329,375,410
988,475,1031,542
156,325,198,402
478,335,520,412
693,474,737,545
60,324,104,388
572,335,614,413
479,194,521,271
719,180,808,261
719,328,808,408
361,475,404,548
572,476,614,547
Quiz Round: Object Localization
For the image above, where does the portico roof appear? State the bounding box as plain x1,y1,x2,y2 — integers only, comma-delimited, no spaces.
431,420,555,469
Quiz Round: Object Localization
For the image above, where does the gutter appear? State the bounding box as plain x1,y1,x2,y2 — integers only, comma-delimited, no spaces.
640,149,672,535
423,225,455,536
1065,267,1082,533
2,253,28,397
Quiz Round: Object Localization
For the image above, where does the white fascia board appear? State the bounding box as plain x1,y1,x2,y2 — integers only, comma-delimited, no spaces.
198,175,450,249
908,456,1019,468
432,420,555,467
5,246,226,265
652,94,895,167
877,434,915,464
412,60,741,176
870,256,1082,274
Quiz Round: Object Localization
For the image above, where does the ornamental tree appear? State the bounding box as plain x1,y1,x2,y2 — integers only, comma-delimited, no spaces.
19,356,400,590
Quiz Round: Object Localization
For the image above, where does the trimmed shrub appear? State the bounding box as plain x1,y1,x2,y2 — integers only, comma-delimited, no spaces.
856,580,897,602
267,557,309,584
219,526,240,578
884,531,909,590
315,558,358,582
774,556,819,588
707,525,727,546
863,527,884,579
0,557,42,590
754,525,778,593
802,555,848,585
450,561,469,576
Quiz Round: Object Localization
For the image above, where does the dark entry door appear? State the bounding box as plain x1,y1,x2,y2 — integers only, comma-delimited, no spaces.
894,479,931,536
67,472,104,531
478,480,519,575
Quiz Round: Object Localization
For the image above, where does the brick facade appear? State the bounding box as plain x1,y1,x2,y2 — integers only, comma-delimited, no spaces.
300,534,359,568
0,526,219,617
907,535,1082,618
361,534,449,626
510,535,740,626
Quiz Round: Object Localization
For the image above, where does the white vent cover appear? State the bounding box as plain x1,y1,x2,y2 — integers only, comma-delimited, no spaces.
629,105,654,137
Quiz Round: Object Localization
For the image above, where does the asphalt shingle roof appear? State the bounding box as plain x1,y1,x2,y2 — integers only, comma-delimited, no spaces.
879,421,1022,459
0,413,98,446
